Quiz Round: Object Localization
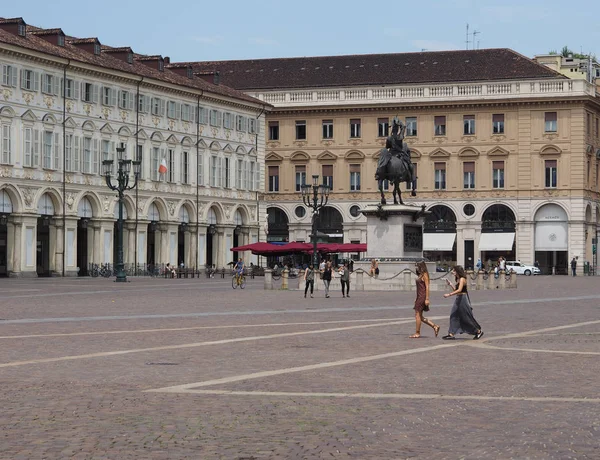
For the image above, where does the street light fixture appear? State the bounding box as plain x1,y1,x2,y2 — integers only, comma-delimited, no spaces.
301,174,330,269
102,146,142,282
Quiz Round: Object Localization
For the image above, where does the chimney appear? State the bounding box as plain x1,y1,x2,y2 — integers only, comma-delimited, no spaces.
103,47,134,64
69,38,102,55
136,55,165,72
0,17,27,38
214,70,220,85
29,28,66,47
163,56,170,65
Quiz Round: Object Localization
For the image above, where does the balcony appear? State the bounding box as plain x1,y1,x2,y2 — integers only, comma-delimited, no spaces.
251,79,595,108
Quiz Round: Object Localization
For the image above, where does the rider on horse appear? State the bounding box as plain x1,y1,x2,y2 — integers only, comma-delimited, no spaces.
375,117,415,186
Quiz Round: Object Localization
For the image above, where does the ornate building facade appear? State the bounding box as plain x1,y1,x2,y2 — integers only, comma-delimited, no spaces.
0,17,267,277
188,49,600,274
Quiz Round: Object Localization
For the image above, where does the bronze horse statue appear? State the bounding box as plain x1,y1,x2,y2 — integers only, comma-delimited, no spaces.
375,118,416,205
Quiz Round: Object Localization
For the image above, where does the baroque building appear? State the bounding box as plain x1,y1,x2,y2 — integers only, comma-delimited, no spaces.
187,49,600,274
0,17,267,277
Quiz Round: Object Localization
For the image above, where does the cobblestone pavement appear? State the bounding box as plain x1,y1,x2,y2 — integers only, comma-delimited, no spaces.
0,275,599,459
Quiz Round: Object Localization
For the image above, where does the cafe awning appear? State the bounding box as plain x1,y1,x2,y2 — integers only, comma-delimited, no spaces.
478,233,515,251
423,233,456,251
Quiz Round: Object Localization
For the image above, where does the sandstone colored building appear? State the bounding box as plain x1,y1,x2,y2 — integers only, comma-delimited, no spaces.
0,17,267,277
186,49,600,274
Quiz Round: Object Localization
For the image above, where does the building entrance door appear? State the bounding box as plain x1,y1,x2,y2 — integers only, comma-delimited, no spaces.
464,240,474,270
36,218,51,277
77,219,89,276
0,222,7,277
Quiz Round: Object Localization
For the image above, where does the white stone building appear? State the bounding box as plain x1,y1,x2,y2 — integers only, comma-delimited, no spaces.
0,17,268,277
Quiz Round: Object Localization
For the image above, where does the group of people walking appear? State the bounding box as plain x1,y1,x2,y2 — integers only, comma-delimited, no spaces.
411,262,484,341
303,260,351,299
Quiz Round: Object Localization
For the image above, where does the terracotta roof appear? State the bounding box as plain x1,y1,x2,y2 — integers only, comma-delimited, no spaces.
29,28,63,36
0,17,24,25
67,37,100,44
0,23,263,106
102,46,133,53
180,49,565,91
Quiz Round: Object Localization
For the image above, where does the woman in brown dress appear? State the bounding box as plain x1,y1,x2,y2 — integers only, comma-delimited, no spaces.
410,261,441,338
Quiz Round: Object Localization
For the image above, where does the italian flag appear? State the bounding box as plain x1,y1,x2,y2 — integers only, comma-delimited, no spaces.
158,158,167,175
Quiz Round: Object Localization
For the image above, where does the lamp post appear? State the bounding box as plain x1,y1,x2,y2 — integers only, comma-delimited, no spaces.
301,174,330,269
102,146,142,282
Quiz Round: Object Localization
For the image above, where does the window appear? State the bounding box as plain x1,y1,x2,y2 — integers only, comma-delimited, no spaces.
1,124,11,165
463,162,475,189
82,82,98,103
198,107,208,124
349,164,361,191
136,144,143,179
406,117,417,136
42,74,58,95
127,53,133,64
167,101,180,119
463,204,475,217
102,86,116,106
377,118,389,137
158,59,164,71
94,43,101,55
64,134,73,171
118,90,134,110
23,128,33,167
181,104,195,122
434,116,446,136
210,110,221,127
545,112,557,132
349,205,360,218
197,153,204,186
21,69,39,91
42,132,54,169
492,114,504,134
236,115,247,132
248,118,257,134
151,98,165,116
237,159,243,189
322,120,333,139
268,121,279,140
434,162,446,190
101,140,112,166
463,115,475,135
138,94,150,113
268,165,279,192
223,112,233,129
224,157,231,188
250,162,256,191
62,78,79,99
545,160,557,188
295,165,306,192
181,151,189,184
151,147,161,181
18,24,26,37
295,206,306,218
1,64,17,87
492,161,505,188
295,120,306,140
168,148,175,183
350,119,361,138
405,163,418,190
210,156,218,187
322,165,333,189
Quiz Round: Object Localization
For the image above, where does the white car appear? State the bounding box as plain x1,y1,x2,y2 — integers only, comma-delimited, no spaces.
505,261,541,276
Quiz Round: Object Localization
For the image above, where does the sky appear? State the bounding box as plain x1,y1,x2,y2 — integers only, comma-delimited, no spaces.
4,0,599,62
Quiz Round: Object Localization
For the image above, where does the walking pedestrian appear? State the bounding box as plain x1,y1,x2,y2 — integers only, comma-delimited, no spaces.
410,261,440,338
339,262,350,298
571,257,577,276
442,265,484,340
303,263,315,298
322,261,333,298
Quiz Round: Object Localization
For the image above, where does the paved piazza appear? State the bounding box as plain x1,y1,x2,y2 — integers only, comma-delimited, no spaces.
0,275,599,459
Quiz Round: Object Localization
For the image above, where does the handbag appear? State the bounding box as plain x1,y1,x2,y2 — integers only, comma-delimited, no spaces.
375,267,379,275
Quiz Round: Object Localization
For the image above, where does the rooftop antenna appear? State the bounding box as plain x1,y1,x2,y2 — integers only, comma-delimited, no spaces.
472,30,480,50
465,23,470,50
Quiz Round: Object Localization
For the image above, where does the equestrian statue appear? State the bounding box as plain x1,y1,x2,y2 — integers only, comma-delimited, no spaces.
374,117,416,205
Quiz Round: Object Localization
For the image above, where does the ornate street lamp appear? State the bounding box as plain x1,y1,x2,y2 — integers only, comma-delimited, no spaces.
301,174,330,269
102,146,142,282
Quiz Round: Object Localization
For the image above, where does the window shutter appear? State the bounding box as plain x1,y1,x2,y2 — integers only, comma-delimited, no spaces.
60,78,65,97
33,72,40,91
1,65,7,86
93,139,99,174
190,105,196,123
545,159,557,168
72,80,79,100
20,69,26,89
175,102,181,120
434,162,446,171
110,141,116,162
492,160,504,170
463,162,475,173
217,157,223,187
80,82,86,101
127,92,134,110
92,84,99,104
111,88,117,106
160,99,165,116
23,128,31,167
492,114,504,123
10,67,16,87
52,76,59,96
73,136,80,172
33,129,40,166
53,132,60,169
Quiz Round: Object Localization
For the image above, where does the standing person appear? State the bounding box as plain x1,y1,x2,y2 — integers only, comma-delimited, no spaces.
339,262,350,298
499,257,506,272
442,265,484,340
475,258,482,271
571,257,577,276
304,263,315,298
410,261,440,338
322,261,333,298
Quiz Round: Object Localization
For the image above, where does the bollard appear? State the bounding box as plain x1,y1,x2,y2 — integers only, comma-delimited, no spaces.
298,277,305,292
499,270,506,289
509,270,517,288
356,270,364,291
476,270,484,290
264,268,273,290
488,271,495,290
404,270,412,289
281,269,289,290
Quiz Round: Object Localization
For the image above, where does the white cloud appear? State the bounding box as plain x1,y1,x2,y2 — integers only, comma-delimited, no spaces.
249,37,278,46
191,35,224,44
411,39,460,51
